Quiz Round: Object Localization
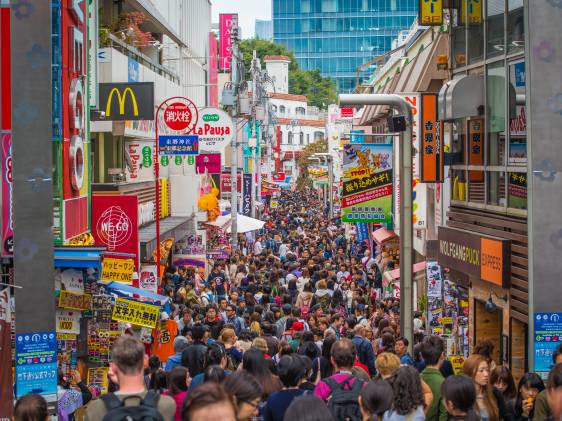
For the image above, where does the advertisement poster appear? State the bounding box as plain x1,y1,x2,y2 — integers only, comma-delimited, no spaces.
56,310,81,335
139,265,158,294
15,331,57,399
1,133,12,256
92,195,139,270
508,172,527,210
196,153,221,174
534,313,562,378
219,14,236,70
342,143,393,224
112,297,160,328
101,257,135,284
426,261,444,335
242,173,252,216
0,288,13,417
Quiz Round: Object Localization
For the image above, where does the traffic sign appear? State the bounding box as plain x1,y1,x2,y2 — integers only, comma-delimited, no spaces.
158,135,198,155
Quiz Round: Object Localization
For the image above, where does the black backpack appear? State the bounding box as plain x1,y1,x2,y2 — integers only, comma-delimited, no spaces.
101,391,164,421
324,375,364,421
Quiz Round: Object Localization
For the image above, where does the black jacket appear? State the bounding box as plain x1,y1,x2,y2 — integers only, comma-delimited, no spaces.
494,387,515,421
181,341,207,377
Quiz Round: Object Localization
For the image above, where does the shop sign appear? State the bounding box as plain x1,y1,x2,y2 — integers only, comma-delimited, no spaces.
101,257,135,284
219,14,237,70
58,290,92,311
242,173,252,216
15,331,57,399
468,118,484,181
158,135,198,155
460,0,482,25
1,134,12,256
418,0,443,26
56,310,81,335
195,108,234,152
92,195,139,270
0,288,13,418
220,171,242,193
437,227,510,288
420,94,444,183
93,82,154,121
138,201,155,226
449,355,465,375
342,143,393,225
196,153,221,174
340,107,354,118
173,255,206,271
534,313,562,378
206,248,231,260
112,297,159,328
140,265,158,294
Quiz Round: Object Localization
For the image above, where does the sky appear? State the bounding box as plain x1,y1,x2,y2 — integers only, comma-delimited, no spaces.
210,0,272,39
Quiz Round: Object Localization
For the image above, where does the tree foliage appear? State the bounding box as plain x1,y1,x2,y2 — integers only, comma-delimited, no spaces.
296,137,328,189
240,38,337,109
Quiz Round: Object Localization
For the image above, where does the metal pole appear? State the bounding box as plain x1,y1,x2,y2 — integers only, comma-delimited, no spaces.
338,94,414,348
328,156,334,218
230,16,239,249
251,51,259,218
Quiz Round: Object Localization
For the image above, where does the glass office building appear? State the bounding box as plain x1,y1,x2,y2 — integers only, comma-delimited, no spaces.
273,0,417,92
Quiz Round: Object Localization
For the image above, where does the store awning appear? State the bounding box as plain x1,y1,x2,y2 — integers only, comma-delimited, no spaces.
54,247,106,269
98,280,169,304
138,217,193,263
385,261,427,281
373,228,397,245
205,214,265,234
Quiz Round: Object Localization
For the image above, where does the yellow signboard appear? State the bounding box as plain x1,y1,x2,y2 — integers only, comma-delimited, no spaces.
58,290,92,311
461,0,482,25
418,0,443,26
112,297,160,328
101,258,135,284
449,355,466,375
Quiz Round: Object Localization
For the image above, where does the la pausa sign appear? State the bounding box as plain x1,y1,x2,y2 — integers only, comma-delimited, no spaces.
194,108,234,152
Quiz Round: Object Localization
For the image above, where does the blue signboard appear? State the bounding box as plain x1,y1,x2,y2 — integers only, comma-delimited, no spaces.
350,130,365,144
242,173,252,216
515,62,525,88
15,331,57,398
158,135,198,155
534,312,562,378
355,222,369,243
128,57,139,82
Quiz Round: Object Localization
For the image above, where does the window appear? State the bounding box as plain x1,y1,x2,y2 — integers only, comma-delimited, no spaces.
288,131,293,145
299,132,304,145
487,61,506,166
486,0,505,58
467,0,484,64
270,104,277,112
279,105,286,114
280,130,284,144
296,107,305,116
314,131,324,141
507,0,524,55
307,134,310,144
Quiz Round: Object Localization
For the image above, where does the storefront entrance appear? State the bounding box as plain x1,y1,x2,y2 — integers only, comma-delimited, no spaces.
510,318,528,383
474,299,502,366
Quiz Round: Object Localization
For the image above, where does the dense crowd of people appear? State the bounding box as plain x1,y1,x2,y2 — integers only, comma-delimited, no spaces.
13,189,562,421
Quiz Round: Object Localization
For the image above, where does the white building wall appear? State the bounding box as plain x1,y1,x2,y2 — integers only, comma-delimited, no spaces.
265,60,290,94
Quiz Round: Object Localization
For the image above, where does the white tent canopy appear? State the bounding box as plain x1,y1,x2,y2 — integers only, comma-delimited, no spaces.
205,213,265,234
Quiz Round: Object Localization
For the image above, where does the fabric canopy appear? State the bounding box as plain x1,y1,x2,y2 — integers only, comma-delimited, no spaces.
98,281,169,304
205,213,265,234
384,261,427,282
372,228,397,244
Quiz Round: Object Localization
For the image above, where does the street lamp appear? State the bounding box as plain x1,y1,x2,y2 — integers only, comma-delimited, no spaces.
338,93,414,349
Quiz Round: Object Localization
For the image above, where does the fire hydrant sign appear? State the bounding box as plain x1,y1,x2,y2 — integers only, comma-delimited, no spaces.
112,297,160,328
195,108,234,152
101,258,135,284
164,102,193,131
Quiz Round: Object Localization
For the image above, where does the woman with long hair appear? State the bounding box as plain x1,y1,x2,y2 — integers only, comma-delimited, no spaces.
491,366,517,402
441,374,481,421
223,371,264,421
508,373,545,421
242,348,283,399
311,334,336,381
383,366,425,421
359,380,394,421
163,366,190,421
462,354,513,421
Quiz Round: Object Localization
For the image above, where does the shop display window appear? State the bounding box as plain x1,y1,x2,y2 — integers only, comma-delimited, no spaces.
487,171,507,207
507,0,524,55
486,0,505,59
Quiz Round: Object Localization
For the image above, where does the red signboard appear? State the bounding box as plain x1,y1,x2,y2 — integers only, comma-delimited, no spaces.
220,172,242,193
163,102,192,131
219,14,237,70
92,195,139,270
208,32,219,107
340,107,354,118
0,6,11,131
273,172,286,182
195,153,221,174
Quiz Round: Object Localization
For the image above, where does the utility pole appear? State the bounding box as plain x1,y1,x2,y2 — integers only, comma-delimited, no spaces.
230,16,240,249
251,51,259,218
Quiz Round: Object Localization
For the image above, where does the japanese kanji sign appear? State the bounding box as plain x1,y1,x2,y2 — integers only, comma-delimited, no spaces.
15,331,57,399
468,119,484,182
342,143,393,224
421,94,444,183
112,297,160,328
418,0,443,26
58,290,92,311
158,135,198,155
101,257,135,284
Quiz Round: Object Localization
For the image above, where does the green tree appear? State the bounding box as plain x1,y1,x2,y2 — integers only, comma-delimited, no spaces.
240,38,337,109
296,137,328,189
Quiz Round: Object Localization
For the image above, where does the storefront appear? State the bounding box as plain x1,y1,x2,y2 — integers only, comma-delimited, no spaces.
437,226,514,370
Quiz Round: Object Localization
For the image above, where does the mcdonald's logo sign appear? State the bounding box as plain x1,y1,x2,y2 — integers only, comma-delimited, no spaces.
93,82,154,121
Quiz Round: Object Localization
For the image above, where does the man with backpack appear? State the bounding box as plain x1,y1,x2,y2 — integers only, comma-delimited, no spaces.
314,338,365,421
351,324,376,376
86,336,176,421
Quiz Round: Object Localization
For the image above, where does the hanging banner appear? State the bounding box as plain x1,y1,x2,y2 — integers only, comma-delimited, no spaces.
139,265,158,294
112,297,160,328
242,173,252,216
355,222,370,243
0,288,13,418
420,94,444,183
92,195,139,270
418,0,444,26
1,134,12,256
58,290,92,311
101,257,135,284
341,143,393,225
219,14,237,70
468,119,484,182
15,331,57,399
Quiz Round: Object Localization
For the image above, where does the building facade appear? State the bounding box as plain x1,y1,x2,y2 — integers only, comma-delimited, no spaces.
255,19,273,41
272,0,418,92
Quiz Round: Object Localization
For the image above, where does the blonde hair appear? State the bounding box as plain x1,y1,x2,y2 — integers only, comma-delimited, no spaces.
376,352,401,378
220,328,236,344
252,337,269,354
317,279,327,289
250,321,261,335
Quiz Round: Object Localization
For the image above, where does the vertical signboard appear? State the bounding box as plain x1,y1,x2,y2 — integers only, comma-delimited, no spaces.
219,14,237,70
1,134,12,256
0,4,10,131
468,118,484,181
420,94,444,183
88,0,99,108
0,288,12,418
15,331,57,399
460,0,483,25
341,143,393,225
534,313,562,379
92,195,139,269
208,32,219,107
242,173,252,216
418,0,444,26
